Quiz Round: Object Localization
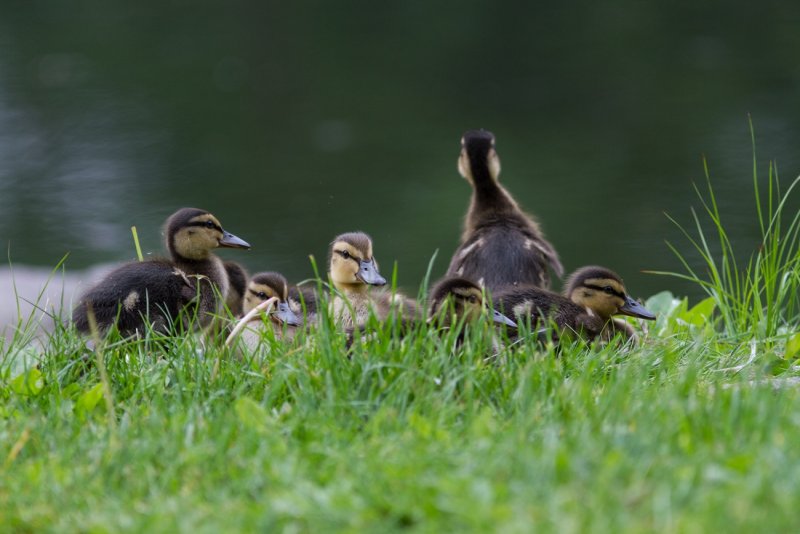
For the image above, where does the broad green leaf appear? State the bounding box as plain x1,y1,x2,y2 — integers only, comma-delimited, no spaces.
680,296,716,327
786,333,800,360
75,383,104,415
10,368,44,396
645,291,681,316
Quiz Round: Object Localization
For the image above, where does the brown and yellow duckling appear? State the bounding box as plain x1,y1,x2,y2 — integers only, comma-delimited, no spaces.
494,266,656,344
234,272,303,350
447,129,563,292
347,277,515,348
72,207,250,337
428,277,516,330
328,231,418,328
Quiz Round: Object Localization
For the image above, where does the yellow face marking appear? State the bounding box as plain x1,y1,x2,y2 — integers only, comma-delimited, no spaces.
570,277,627,320
173,214,225,260
584,278,625,295
243,282,283,314
330,242,368,288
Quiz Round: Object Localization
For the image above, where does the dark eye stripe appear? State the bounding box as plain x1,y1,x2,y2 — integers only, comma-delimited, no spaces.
188,221,222,232
584,284,625,299
336,250,361,263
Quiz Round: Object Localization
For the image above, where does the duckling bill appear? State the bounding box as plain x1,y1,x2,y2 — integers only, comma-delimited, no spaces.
447,129,563,292
72,207,250,337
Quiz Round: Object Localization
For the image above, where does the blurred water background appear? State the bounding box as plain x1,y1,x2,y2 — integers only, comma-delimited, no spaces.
2,1,800,334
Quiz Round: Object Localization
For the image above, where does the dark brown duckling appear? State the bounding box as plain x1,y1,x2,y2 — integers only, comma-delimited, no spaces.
236,271,304,349
428,277,516,329
494,266,655,343
72,207,250,337
446,129,563,292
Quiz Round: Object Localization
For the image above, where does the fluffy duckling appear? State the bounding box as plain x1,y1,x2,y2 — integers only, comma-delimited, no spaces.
347,277,515,347
328,231,422,328
494,266,655,343
428,277,516,329
235,272,303,350
328,231,388,327
447,129,563,292
72,207,250,336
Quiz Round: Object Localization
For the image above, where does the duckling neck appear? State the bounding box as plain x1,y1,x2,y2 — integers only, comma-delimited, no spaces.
173,254,229,298
334,282,370,295
467,169,519,222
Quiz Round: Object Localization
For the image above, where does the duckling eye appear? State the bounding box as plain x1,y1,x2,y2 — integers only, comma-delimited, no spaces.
204,220,215,229
603,286,614,294
257,291,267,299
468,295,478,304
339,250,350,260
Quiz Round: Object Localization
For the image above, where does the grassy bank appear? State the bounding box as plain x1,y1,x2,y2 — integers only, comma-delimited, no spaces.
2,154,800,532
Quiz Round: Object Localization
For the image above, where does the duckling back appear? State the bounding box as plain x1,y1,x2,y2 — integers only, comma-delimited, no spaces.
447,130,563,292
493,285,605,341
73,260,209,336
72,207,250,337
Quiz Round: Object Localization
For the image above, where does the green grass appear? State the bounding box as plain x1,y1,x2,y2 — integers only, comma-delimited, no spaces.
2,147,800,532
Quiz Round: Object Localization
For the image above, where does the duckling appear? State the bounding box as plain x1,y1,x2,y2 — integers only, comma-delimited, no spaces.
327,231,387,327
328,231,423,328
223,261,249,317
72,207,250,337
446,129,563,292
235,271,303,350
428,277,516,329
347,277,514,348
494,266,655,344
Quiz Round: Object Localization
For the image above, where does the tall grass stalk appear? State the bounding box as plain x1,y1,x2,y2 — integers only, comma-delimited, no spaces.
656,123,800,339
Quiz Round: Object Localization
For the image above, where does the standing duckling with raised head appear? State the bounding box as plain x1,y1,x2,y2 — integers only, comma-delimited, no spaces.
72,207,250,337
447,130,563,292
494,266,655,344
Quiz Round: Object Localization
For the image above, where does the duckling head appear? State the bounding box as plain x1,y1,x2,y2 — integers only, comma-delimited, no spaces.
243,272,302,326
328,232,387,291
428,277,516,327
566,266,656,322
458,129,501,186
166,208,250,261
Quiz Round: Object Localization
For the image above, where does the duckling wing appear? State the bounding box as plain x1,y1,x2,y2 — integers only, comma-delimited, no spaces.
495,286,608,342
448,225,562,292
72,260,196,335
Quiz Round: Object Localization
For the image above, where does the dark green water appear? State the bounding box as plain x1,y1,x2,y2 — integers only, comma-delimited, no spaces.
2,1,799,300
